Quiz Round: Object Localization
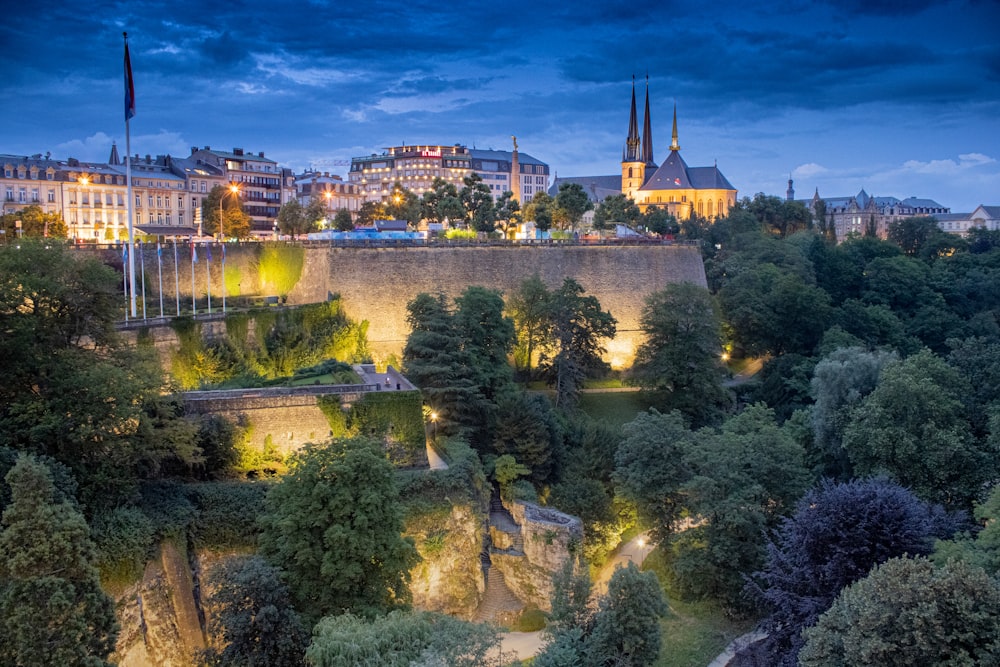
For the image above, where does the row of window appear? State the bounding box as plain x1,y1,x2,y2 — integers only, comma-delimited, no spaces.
3,167,56,180
5,187,57,203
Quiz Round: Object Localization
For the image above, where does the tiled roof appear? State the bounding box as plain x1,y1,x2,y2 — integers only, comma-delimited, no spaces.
549,175,622,202
470,149,547,167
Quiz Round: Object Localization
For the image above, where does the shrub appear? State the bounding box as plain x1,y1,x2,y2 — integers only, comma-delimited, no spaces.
187,482,269,550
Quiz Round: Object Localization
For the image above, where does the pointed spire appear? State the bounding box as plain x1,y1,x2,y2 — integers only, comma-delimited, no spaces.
669,104,680,152
641,74,655,167
786,175,795,201
109,141,121,166
624,75,641,162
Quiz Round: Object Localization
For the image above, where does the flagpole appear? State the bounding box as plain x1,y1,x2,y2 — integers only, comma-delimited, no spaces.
221,242,227,313
140,239,147,320
206,243,212,314
122,243,129,323
124,32,137,318
190,236,197,314
173,240,180,316
157,241,164,318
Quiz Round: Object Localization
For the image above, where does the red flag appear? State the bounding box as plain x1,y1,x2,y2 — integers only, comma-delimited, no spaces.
124,34,136,121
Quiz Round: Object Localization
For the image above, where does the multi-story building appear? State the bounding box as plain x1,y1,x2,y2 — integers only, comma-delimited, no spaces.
188,147,295,236
61,158,130,241
110,151,190,237
294,171,363,220
798,186,951,241
349,144,472,201
1,153,64,219
469,147,549,202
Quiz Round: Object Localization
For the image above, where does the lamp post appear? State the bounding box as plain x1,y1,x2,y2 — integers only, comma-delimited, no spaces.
429,411,438,442
324,190,332,229
219,183,240,241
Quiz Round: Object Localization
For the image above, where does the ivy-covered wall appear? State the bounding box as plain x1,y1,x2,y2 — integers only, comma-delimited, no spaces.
318,390,426,467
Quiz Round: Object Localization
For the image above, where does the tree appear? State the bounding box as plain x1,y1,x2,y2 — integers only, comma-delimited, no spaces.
593,194,640,231
586,563,667,667
305,610,498,667
459,173,495,232
742,478,959,667
200,555,309,667
935,483,1000,576
887,215,945,257
524,191,554,232
614,409,694,544
555,182,593,232
277,198,323,238
494,454,531,501
453,286,515,401
630,283,730,425
808,347,897,479
494,191,522,238
202,185,251,239
540,278,617,409
507,274,552,378
0,204,67,238
0,454,118,667
799,557,1000,667
642,207,678,236
257,437,419,622
842,349,993,509
421,178,464,227
356,200,387,226
385,182,422,225
493,392,563,484
332,208,354,231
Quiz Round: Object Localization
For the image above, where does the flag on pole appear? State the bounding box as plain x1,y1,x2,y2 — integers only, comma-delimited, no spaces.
157,242,162,258
191,240,198,263
206,244,213,262
124,34,136,121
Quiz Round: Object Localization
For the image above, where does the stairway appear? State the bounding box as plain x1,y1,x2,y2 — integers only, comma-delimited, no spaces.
472,487,527,624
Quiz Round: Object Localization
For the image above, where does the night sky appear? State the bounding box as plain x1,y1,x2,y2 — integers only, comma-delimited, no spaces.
3,0,999,211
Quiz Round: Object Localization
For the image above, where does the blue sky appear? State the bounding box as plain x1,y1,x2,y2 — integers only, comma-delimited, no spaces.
3,0,999,211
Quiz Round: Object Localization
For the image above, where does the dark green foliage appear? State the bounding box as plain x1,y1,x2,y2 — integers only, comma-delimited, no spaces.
90,506,157,583
554,182,594,231
540,278,617,409
333,208,354,231
587,563,668,666
346,391,426,466
593,193,640,230
630,283,731,426
508,273,553,378
396,439,488,509
199,555,309,667
493,391,564,484
750,353,817,424
935,483,1000,575
459,173,496,232
194,414,241,478
0,446,78,516
453,286,515,400
258,438,419,622
0,455,118,667
305,609,499,667
187,482,268,550
799,557,1000,666
742,478,959,667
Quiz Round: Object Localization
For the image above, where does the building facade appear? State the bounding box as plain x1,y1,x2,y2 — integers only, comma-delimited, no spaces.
294,171,363,219
800,186,951,241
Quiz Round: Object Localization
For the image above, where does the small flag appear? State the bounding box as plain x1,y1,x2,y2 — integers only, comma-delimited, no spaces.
157,242,162,257
191,239,198,263
122,243,128,261
206,244,213,262
124,34,136,122
673,177,681,185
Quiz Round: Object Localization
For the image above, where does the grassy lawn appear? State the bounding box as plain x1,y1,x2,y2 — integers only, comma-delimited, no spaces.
577,390,657,427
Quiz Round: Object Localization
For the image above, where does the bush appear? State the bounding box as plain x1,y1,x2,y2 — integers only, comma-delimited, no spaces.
91,505,156,585
187,482,269,550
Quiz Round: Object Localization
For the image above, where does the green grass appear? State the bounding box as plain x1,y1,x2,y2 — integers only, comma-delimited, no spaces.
577,391,657,427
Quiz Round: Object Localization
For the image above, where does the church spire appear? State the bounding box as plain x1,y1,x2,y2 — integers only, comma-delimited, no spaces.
624,75,641,162
641,74,655,167
109,141,121,166
669,104,680,152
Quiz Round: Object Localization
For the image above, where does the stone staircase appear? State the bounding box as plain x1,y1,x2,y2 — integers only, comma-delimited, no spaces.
472,487,526,624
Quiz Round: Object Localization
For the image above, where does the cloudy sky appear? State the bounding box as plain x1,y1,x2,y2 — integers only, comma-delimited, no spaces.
3,0,999,211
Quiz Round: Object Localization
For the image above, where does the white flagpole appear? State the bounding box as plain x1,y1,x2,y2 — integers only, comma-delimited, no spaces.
157,242,164,318
206,244,212,314
173,240,180,315
190,237,197,314
124,32,137,318
122,244,129,323
139,239,147,320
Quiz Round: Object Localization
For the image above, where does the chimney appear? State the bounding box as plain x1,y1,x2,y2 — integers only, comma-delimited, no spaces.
258,151,264,157
191,146,198,155
204,146,211,150
233,148,244,156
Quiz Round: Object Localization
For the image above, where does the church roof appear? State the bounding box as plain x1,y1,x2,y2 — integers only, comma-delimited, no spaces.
549,175,622,202
642,150,692,190
688,166,736,191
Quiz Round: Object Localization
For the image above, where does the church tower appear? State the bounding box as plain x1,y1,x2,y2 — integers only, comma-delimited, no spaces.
641,76,656,168
786,176,795,201
622,77,645,201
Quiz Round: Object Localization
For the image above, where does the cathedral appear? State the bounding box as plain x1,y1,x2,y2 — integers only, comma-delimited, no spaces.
621,79,737,219
550,79,738,221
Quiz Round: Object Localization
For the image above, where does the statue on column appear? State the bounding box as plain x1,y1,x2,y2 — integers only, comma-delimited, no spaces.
512,136,518,151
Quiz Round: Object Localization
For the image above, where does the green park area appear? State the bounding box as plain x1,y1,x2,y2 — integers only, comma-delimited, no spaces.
4,199,1000,666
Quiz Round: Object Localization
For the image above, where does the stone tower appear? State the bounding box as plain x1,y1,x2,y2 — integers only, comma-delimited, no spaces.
622,77,646,200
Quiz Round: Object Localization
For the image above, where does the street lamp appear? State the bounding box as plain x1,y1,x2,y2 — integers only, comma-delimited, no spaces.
429,411,438,442
219,183,240,241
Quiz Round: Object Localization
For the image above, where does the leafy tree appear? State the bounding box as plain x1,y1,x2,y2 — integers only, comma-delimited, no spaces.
643,207,678,236
385,182,421,225
202,185,251,239
420,178,464,226
507,274,552,378
524,191,555,232
459,173,495,232
674,404,810,611
586,562,667,667
200,555,309,667
935,483,1000,576
332,208,354,231
494,191,521,238
750,353,818,424
887,215,945,257
0,204,67,238
494,454,531,501
799,557,1000,667
593,194,640,231
842,349,993,509
493,392,563,484
257,437,419,622
355,200,387,226
742,478,958,667
277,198,325,238
540,278,617,409
306,610,498,667
630,283,730,425
554,182,593,231
614,409,694,544
453,286,515,401
808,347,897,479
0,454,118,667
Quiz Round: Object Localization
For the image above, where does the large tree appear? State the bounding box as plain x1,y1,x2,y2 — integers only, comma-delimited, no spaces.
0,455,118,667
202,185,251,239
539,278,616,409
630,283,730,425
257,437,419,622
799,557,1000,667
459,173,495,232
586,563,667,666
453,286,515,402
742,478,958,667
385,182,422,226
593,193,640,231
554,182,593,232
494,191,522,238
507,274,552,378
523,191,554,232
332,208,354,231
200,555,309,667
0,204,67,238
277,198,325,238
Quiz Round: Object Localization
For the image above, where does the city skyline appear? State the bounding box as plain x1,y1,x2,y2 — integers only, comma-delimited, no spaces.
2,0,999,212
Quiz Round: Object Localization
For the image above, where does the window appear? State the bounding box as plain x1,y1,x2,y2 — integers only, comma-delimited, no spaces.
117,194,124,206
200,182,207,193
148,195,153,207
48,189,55,203
178,195,184,209
157,196,162,208
178,212,184,224
106,193,113,205
5,187,13,201
136,194,141,208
